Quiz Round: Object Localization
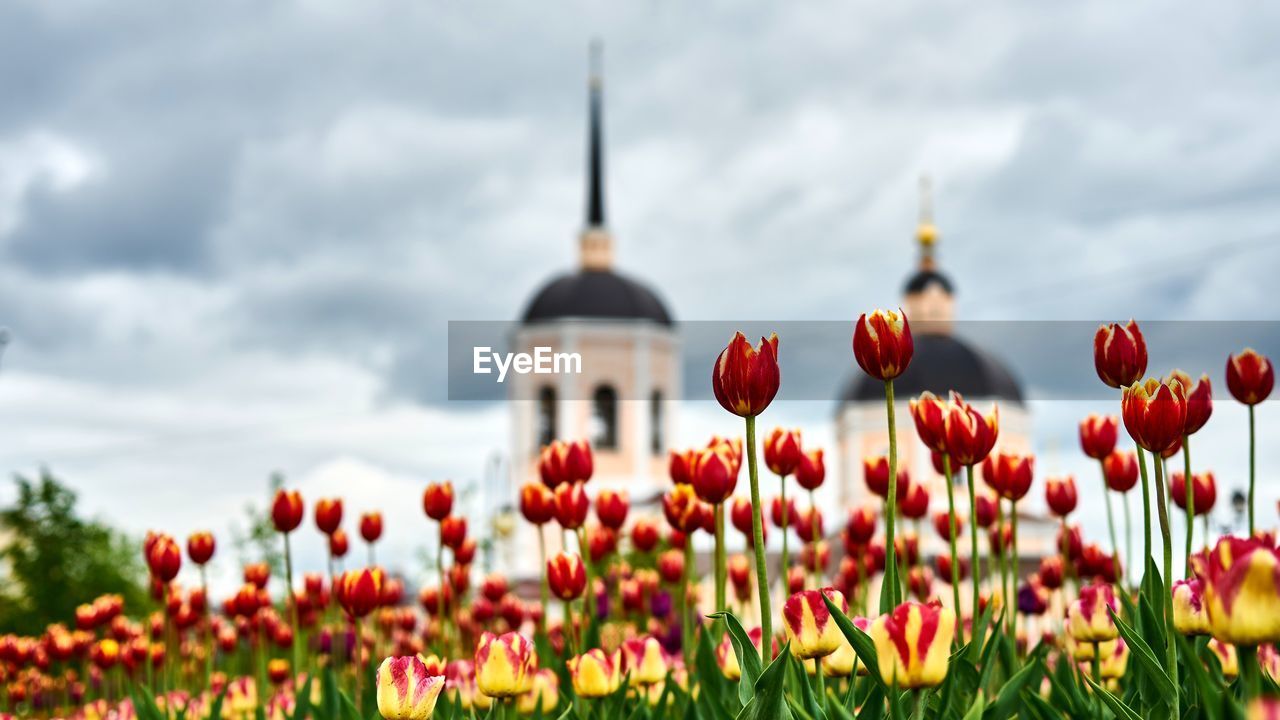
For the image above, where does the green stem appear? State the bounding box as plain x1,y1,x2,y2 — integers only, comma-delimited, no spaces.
1183,435,1194,578
284,531,300,680
1152,454,1180,711
436,534,446,654
716,502,727,617
1123,491,1134,592
966,465,980,625
809,489,821,585
1010,500,1019,645
780,473,789,581
995,500,1007,616
1091,641,1101,717
883,379,901,609
745,414,773,665
815,659,827,711
579,528,593,646
942,454,962,645
1239,643,1261,699
1099,461,1123,589
201,565,212,687
1136,444,1152,574
537,527,550,639
1248,405,1256,536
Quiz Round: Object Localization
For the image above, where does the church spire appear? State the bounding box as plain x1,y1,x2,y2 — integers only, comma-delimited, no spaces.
579,40,614,271
916,175,939,271
586,40,606,228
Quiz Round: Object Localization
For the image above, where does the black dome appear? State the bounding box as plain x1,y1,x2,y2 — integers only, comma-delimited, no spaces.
521,270,673,326
904,269,954,295
840,333,1023,406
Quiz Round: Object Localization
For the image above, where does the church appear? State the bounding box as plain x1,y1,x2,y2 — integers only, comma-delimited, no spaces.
497,47,1056,610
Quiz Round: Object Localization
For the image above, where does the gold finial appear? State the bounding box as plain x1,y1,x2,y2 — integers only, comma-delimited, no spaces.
916,175,938,269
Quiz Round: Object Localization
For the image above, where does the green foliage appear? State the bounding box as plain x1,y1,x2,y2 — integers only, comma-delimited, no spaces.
0,469,150,634
231,470,286,573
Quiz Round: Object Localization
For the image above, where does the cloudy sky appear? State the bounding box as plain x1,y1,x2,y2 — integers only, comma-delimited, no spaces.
1,1,1278,592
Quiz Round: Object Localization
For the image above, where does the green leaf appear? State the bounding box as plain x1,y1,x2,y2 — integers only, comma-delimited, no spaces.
694,627,732,718
1176,633,1223,720
291,673,314,720
986,653,1045,720
819,592,886,689
735,642,795,720
1083,675,1142,720
964,603,995,664
787,654,826,720
1108,606,1177,700
710,611,763,708
961,691,986,720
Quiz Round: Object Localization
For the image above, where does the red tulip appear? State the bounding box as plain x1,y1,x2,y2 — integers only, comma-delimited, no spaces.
1056,524,1084,561
853,309,914,381
329,528,349,558
943,392,999,467
314,497,343,535
932,511,963,542
662,484,704,534
631,517,660,553
845,505,877,545
481,574,509,603
554,483,590,530
1038,556,1064,590
731,496,754,535
988,523,1012,556
455,538,477,565
587,526,617,563
794,449,825,490
668,448,697,485
1094,320,1148,389
1122,377,1188,453
982,452,1034,501
1171,471,1217,516
146,534,182,582
440,516,468,550
359,512,383,542
271,490,304,533
934,554,969,583
794,506,824,543
728,554,751,590
423,481,455,522
187,531,215,565
1168,370,1213,435
899,480,930,519
763,428,803,476
244,561,270,588
1045,476,1078,517
337,568,383,618
657,549,685,584
691,446,738,505
1078,415,1118,460
711,332,781,417
863,455,909,500
974,492,998,528
1102,450,1139,492
519,482,555,525
770,495,799,528
1226,348,1274,405
498,595,525,629
909,391,949,453
594,489,629,529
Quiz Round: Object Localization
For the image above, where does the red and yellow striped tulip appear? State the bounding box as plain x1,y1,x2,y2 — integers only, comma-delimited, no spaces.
1093,320,1147,389
662,484,704,534
518,482,554,525
782,588,847,659
620,636,668,686
553,483,590,530
271,489,304,533
716,626,763,680
1121,377,1187,454
1246,697,1280,720
186,531,215,566
763,427,803,476
1066,582,1119,642
712,332,781,417
546,552,586,601
909,391,949,453
853,309,914,382
1168,370,1213,435
1171,578,1209,636
690,445,738,505
567,648,623,698
337,568,384,618
594,489,629,530
516,669,558,715
474,632,537,698
868,601,956,689
943,393,999,467
1210,638,1239,678
1199,536,1280,644
821,617,868,678
376,655,445,720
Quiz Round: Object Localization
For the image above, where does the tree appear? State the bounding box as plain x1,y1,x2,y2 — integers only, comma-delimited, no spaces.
0,469,149,634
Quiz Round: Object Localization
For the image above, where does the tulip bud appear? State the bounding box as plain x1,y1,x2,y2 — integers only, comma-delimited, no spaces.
716,626,763,680
337,568,384,619
690,446,738,505
782,588,847,659
1201,536,1280,644
822,620,866,678
934,554,969,584
863,456,909,500
554,483,590,530
662,484,703,534
1045,476,1078,517
795,448,825,490
314,498,343,535
329,528,349,558
667,448,697,485
711,332,781,417
1170,471,1216,516
540,440,594,487
853,309,913,381
899,480,929,520
439,516,467,550
620,636,668,686
907,566,933,600
656,549,685,585
567,648,622,698
1078,415,1118,460
909,391,949,453
1017,578,1049,616
794,506,824,543
943,393,999,467
146,534,182,582
1066,582,1119,642
869,601,956,688
1210,638,1239,678
519,482,555,526
1168,370,1213,435
1121,377,1187,453
423,482,454,522
1102,450,1139,492
587,526,617,563
1226,348,1275,405
770,495,798,529
360,512,383,542
1245,697,1280,720
1038,556,1064,590
1171,578,1210,636
594,489,629,530
474,632,537,698
983,452,1033,502
187,531,216,566
763,428,803,476
271,490,304,534
517,669,558,716
630,517,660,553
932,511,962,542
545,552,586,601
973,492,998,528
1093,320,1147,389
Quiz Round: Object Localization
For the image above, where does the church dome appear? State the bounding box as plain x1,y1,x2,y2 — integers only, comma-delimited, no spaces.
840,332,1024,406
521,269,673,326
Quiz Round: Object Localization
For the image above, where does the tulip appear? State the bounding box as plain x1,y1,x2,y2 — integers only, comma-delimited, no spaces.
1171,578,1209,636
1246,697,1280,720
909,391,949,453
853,309,913,381
1079,414,1119,460
620,636,668,686
554,484,590,530
690,446,738,506
630,517,660,553
361,511,383,560
438,516,467,550
1122,378,1187,454
338,568,384,619
187,531,216,565
1045,476,1077,517
846,505,877,545
422,482,454,522
932,511,962,542
907,566,934,600
935,554,969,583
271,489,304,533
516,669,558,715
146,534,182,583
376,655,444,720
518,482,555,526
586,526,616,563
662,485,703,534
657,549,684,585
329,528,349,558
763,427,802,476
712,332,780,418
1227,349,1274,535
315,497,343,535
668,447,697,485
1066,582,1118,642
1170,471,1216,516
823,618,868,678
983,452,1033,502
567,648,623,698
540,439,594,487
1210,638,1239,678
863,455,909,500
1038,556,1064,590
716,626,763,680
795,448,825,491
594,489,629,530
941,394,1000,619
1017,578,1049,616
869,601,956,689
1200,536,1280,646
475,632,537,698
1093,320,1147,389
899,481,929,520
782,588,847,660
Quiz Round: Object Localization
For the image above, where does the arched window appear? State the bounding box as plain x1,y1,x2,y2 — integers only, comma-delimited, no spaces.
650,390,664,454
591,385,618,450
536,386,556,450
